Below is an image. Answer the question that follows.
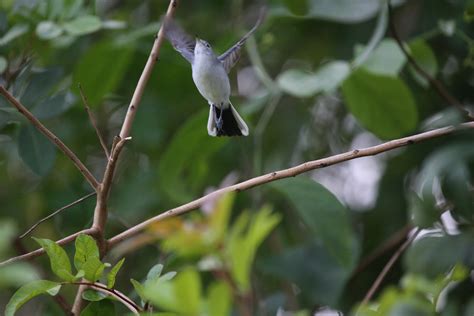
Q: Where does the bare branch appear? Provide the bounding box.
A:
[118,0,179,139]
[19,192,96,239]
[78,84,110,159]
[387,1,473,120]
[0,228,97,267]
[69,282,141,315]
[361,228,421,305]
[0,86,100,190]
[107,122,474,248]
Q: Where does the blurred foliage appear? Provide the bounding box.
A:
[0,0,474,315]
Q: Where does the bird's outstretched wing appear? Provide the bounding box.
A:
[218,9,265,73]
[163,17,195,64]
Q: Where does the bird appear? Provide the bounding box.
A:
[163,11,264,137]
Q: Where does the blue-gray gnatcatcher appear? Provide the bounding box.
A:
[164,12,263,137]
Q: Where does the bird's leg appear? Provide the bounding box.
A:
[215,103,224,132]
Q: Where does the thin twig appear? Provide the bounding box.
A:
[361,228,421,305]
[351,224,413,278]
[107,122,474,248]
[0,86,100,190]
[387,1,473,120]
[19,192,96,239]
[69,282,141,315]
[78,84,110,159]
[0,228,96,267]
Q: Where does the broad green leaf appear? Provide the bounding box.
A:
[277,61,350,97]
[158,109,226,203]
[82,289,107,301]
[34,238,75,281]
[0,24,29,46]
[74,234,100,271]
[404,233,474,278]
[31,91,76,119]
[18,124,56,176]
[227,206,281,291]
[5,280,61,316]
[36,21,63,40]
[342,68,418,139]
[262,240,356,306]
[81,257,106,282]
[408,39,438,87]
[272,177,355,268]
[207,281,231,316]
[107,258,125,288]
[356,39,406,76]
[0,55,7,73]
[64,15,102,36]
[80,300,115,316]
[73,41,133,106]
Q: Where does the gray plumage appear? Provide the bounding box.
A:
[163,11,264,137]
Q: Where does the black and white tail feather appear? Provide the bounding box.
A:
[207,103,249,137]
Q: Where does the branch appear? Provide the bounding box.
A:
[361,228,421,305]
[69,282,141,315]
[107,122,474,248]
[0,86,100,190]
[0,228,96,267]
[118,0,178,139]
[387,1,473,120]
[19,192,96,239]
[78,84,110,159]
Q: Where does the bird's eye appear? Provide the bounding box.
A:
[206,43,210,48]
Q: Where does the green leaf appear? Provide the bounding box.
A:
[80,300,115,316]
[5,280,61,316]
[18,124,56,176]
[81,257,106,282]
[146,263,163,282]
[227,206,281,291]
[73,41,133,106]
[74,234,100,271]
[408,39,438,87]
[64,15,102,36]
[36,21,63,40]
[0,24,29,46]
[34,238,75,281]
[342,68,418,139]
[158,109,227,203]
[404,233,474,278]
[407,191,439,228]
[31,91,76,119]
[82,289,108,302]
[356,39,406,76]
[262,240,355,306]
[0,55,7,73]
[107,258,125,288]
[277,61,350,97]
[272,177,355,268]
[130,279,146,302]
[207,282,231,316]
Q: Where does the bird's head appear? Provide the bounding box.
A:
[195,38,214,56]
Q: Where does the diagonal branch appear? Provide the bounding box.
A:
[78,84,110,159]
[107,121,474,248]
[2,122,474,267]
[0,86,100,190]
[387,1,473,120]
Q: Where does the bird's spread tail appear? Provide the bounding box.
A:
[207,103,249,137]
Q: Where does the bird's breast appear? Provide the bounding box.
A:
[192,55,231,105]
